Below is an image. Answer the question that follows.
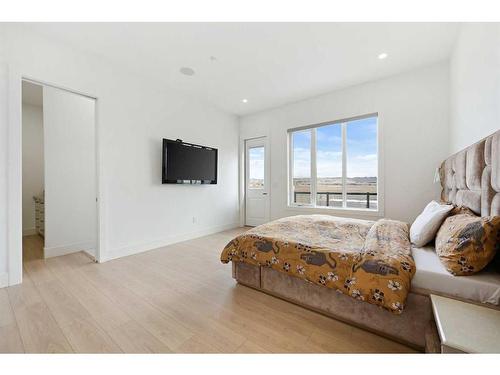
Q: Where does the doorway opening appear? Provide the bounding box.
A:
[21,80,98,267]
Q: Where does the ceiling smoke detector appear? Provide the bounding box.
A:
[179,67,195,76]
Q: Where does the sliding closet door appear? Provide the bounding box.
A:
[43,86,96,257]
[0,63,9,276]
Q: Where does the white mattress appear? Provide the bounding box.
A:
[411,246,500,306]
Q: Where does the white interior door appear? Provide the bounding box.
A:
[43,86,97,258]
[245,137,270,226]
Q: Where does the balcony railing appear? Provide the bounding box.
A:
[294,191,377,209]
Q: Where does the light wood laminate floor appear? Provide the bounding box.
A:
[0,229,417,353]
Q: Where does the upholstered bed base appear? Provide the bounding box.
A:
[233,262,437,351]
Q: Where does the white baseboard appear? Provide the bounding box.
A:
[0,272,8,288]
[44,241,96,259]
[101,222,240,262]
[23,228,37,236]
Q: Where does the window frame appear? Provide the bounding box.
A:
[287,113,382,216]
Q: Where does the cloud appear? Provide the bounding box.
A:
[354,153,377,161]
[249,159,264,179]
[317,150,342,177]
[293,148,377,178]
[293,147,311,178]
[254,144,378,182]
[347,158,377,177]
[249,147,264,179]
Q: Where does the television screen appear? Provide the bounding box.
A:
[162,139,217,184]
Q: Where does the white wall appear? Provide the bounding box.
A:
[449,23,500,153]
[22,103,44,235]
[43,86,96,257]
[1,25,239,283]
[240,63,450,224]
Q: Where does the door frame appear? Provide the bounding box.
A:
[7,68,104,286]
[244,136,270,226]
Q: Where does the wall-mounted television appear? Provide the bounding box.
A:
[162,139,218,184]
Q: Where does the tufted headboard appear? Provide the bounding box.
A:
[440,130,500,217]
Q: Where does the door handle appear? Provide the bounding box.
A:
[262,192,268,195]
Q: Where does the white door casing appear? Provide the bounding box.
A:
[245,137,270,226]
[5,71,102,288]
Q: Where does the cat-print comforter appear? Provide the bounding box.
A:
[220,215,415,314]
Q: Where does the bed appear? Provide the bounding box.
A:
[411,246,500,305]
[221,129,500,351]
[221,215,414,313]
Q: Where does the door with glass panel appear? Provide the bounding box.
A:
[245,137,270,226]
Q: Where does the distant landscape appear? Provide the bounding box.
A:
[293,177,377,209]
[249,177,377,209]
[294,177,377,193]
[249,177,377,192]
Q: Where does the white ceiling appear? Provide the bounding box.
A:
[22,80,43,107]
[23,23,460,116]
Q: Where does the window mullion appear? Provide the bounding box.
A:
[289,132,294,205]
[341,123,347,208]
[311,128,317,207]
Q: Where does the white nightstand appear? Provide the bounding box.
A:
[431,294,500,353]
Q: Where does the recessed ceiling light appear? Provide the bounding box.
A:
[242,99,248,103]
[179,67,195,76]
[378,53,388,60]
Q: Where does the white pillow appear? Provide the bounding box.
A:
[410,201,454,247]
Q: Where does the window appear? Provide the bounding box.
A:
[289,114,378,211]
[248,146,265,189]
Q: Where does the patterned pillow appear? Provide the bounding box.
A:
[449,205,477,217]
[435,214,500,275]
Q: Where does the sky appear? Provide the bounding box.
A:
[249,146,265,180]
[292,116,377,178]
[248,116,377,181]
